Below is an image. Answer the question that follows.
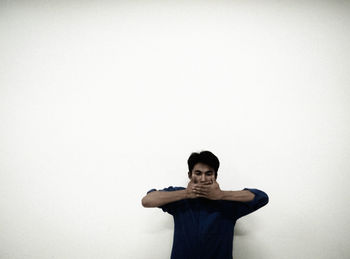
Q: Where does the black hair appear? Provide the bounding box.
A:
[187,150,220,178]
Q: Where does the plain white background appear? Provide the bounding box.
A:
[1,1,350,258]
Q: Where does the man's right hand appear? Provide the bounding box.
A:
[186,180,198,199]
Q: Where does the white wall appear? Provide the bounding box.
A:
[1,1,350,258]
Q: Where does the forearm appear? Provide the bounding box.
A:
[220,190,255,202]
[142,190,188,208]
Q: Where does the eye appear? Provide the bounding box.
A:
[206,172,213,176]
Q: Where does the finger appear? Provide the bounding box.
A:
[192,185,205,192]
[195,183,210,188]
[193,186,207,192]
[192,188,207,195]
[194,185,209,192]
[198,181,211,186]
[193,184,200,189]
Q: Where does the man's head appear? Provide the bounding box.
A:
[187,151,220,183]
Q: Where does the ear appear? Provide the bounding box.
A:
[188,171,192,179]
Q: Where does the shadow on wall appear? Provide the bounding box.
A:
[142,211,174,234]
[233,234,270,259]
[233,217,270,259]
[234,218,256,236]
[142,210,264,236]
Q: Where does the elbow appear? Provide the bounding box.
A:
[248,192,255,202]
[141,196,154,208]
[142,190,160,208]
[141,196,149,207]
[256,191,269,208]
[263,192,269,205]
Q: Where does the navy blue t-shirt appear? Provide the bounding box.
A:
[147,187,268,259]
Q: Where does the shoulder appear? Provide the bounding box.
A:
[161,186,186,192]
[147,186,185,194]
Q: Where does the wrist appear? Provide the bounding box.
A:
[183,189,191,199]
[221,190,230,200]
[219,190,224,200]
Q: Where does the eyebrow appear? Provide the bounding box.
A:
[194,170,213,173]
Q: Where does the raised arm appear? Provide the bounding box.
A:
[142,189,186,207]
[193,179,256,202]
[142,181,197,208]
[220,189,255,202]
[192,179,269,217]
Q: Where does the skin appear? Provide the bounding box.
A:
[186,163,223,200]
[141,162,255,207]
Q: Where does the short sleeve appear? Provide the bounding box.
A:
[147,186,185,215]
[231,188,269,220]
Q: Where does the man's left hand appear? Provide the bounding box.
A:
[193,179,223,200]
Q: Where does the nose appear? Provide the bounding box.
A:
[200,174,206,182]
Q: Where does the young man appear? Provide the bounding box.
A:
[142,151,269,259]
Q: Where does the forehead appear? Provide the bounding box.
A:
[192,163,214,172]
